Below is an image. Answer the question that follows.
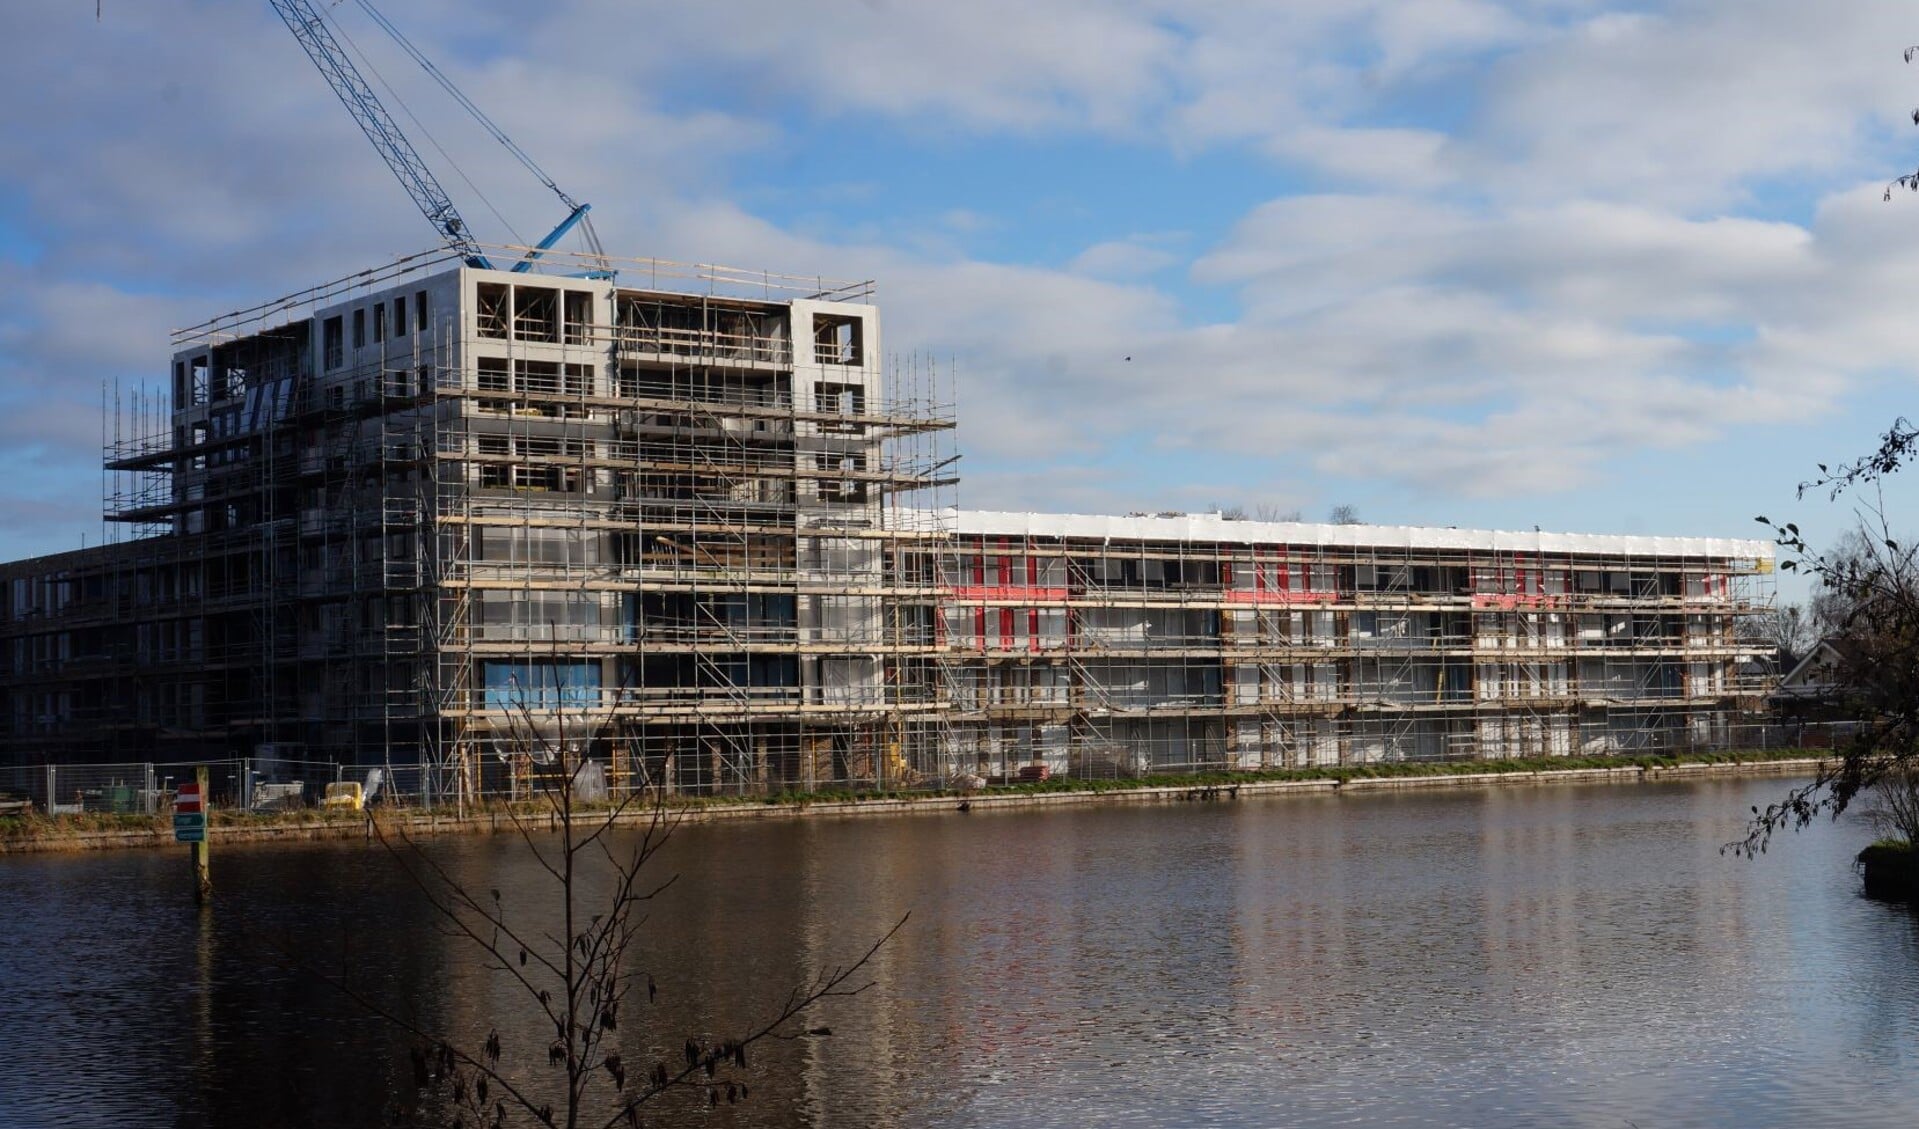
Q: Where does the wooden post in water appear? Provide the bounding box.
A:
[175,766,211,903]
[193,765,211,904]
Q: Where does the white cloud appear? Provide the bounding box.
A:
[1265,127,1456,188]
[1164,190,1882,491]
[6,0,1919,552]
[1462,0,1919,208]
[522,0,1189,136]
[1069,235,1184,278]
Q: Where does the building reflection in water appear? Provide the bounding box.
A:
[3,776,1918,1128]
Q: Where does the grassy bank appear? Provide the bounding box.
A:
[0,747,1822,853]
[0,804,374,843]
[742,746,1821,806]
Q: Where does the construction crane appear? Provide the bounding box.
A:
[267,0,596,272]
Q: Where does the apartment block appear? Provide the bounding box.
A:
[933,512,1774,776]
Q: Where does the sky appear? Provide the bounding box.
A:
[4,0,1919,602]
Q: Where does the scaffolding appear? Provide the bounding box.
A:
[1,245,1775,790]
[429,263,956,797]
[930,515,1775,779]
[4,246,957,794]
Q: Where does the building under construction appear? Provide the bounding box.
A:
[933,512,1775,778]
[0,251,1776,793]
[1,249,956,797]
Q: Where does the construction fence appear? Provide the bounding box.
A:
[0,720,1855,817]
[0,757,354,816]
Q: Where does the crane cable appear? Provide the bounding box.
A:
[352,0,604,260]
[354,0,571,210]
[319,3,528,248]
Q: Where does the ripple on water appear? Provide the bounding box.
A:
[3,777,1918,1127]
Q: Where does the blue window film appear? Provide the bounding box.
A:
[482,661,601,711]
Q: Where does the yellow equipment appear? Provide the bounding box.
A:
[322,781,365,811]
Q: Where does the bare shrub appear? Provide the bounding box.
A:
[1862,765,1919,845]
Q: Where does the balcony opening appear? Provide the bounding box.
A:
[813,313,862,365]
[476,283,509,339]
[817,381,864,420]
[820,453,867,503]
[513,285,559,343]
[563,290,592,345]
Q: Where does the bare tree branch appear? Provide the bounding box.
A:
[1743,444,1919,854]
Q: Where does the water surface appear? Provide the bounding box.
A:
[3,776,1916,1127]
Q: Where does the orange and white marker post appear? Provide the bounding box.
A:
[174,766,211,903]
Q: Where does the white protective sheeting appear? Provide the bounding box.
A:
[949,510,1772,563]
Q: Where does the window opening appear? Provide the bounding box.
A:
[322,318,344,370]
[563,290,592,345]
[513,286,559,343]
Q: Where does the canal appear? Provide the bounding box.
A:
[4,775,1917,1127]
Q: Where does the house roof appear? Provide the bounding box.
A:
[1772,638,1849,699]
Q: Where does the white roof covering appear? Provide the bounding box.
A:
[950,509,1773,562]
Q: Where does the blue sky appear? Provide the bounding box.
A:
[5,0,1919,604]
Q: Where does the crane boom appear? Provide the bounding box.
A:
[267,0,493,268]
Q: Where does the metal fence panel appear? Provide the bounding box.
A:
[46,762,161,815]
[0,720,1854,817]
